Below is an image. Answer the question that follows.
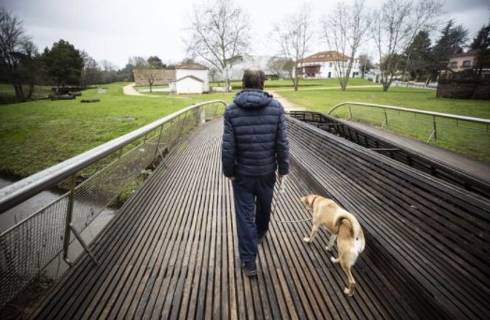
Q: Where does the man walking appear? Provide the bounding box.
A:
[222,69,289,277]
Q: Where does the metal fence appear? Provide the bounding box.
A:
[0,100,227,309]
[327,102,490,163]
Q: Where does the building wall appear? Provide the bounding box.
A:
[176,69,209,91]
[298,61,360,78]
[175,77,204,94]
[133,69,176,85]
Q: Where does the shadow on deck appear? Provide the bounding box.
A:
[30,119,489,320]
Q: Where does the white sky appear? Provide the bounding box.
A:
[3,0,490,68]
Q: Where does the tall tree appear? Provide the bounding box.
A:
[273,4,313,91]
[0,8,40,101]
[358,54,373,78]
[431,20,468,78]
[185,0,250,92]
[405,30,432,81]
[42,39,84,87]
[80,51,102,87]
[470,21,490,76]
[321,0,371,90]
[147,55,164,69]
[372,0,441,91]
[267,56,294,80]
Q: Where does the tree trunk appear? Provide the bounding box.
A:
[13,83,25,101]
[27,83,34,99]
[293,66,299,91]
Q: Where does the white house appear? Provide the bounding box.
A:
[170,63,209,94]
[296,51,360,79]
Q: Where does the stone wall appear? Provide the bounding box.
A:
[436,79,490,100]
[133,69,176,86]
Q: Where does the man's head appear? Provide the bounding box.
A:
[242,69,266,90]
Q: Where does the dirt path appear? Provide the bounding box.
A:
[269,91,305,112]
[122,83,159,97]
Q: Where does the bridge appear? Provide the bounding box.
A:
[0,101,489,319]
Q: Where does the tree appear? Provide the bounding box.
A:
[431,20,468,78]
[404,30,432,81]
[0,8,40,101]
[147,55,164,69]
[321,0,371,90]
[273,4,313,91]
[358,54,373,78]
[185,0,250,92]
[470,21,490,76]
[400,0,442,81]
[372,0,441,91]
[267,56,294,79]
[129,56,148,68]
[80,51,102,87]
[42,39,84,87]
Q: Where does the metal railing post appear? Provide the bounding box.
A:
[63,175,76,266]
[384,110,389,127]
[348,105,353,120]
[433,115,437,141]
[199,105,206,125]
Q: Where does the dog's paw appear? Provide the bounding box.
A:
[344,287,353,296]
[303,237,311,243]
[325,245,332,251]
[330,256,339,263]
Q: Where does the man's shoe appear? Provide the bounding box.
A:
[242,262,257,277]
[257,232,267,245]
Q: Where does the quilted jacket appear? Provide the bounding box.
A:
[222,89,289,177]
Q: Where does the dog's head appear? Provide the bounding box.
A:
[300,194,318,209]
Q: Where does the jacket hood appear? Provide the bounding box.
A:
[233,89,272,109]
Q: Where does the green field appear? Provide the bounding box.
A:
[0,83,52,104]
[0,82,232,178]
[279,86,490,163]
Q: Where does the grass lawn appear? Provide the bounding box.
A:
[0,82,233,179]
[0,83,52,104]
[280,86,490,163]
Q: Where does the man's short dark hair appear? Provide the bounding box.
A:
[242,69,266,90]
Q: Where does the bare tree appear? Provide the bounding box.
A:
[267,56,294,80]
[401,0,443,81]
[185,0,250,92]
[0,8,37,101]
[321,0,371,91]
[273,5,313,91]
[372,0,442,91]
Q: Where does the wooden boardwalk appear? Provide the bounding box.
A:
[31,119,457,319]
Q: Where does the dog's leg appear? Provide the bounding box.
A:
[340,261,356,296]
[325,234,337,251]
[303,224,319,243]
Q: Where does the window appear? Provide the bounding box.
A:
[449,61,458,69]
[462,60,472,68]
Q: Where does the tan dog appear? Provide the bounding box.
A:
[300,194,365,296]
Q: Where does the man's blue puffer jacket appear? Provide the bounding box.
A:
[222,89,289,177]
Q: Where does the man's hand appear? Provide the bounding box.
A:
[278,175,287,193]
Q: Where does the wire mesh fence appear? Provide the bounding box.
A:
[0,101,226,309]
[329,102,490,163]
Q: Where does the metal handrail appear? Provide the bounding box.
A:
[328,101,490,125]
[0,100,227,214]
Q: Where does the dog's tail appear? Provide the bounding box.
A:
[334,212,362,239]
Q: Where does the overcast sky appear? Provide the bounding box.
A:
[3,0,490,68]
